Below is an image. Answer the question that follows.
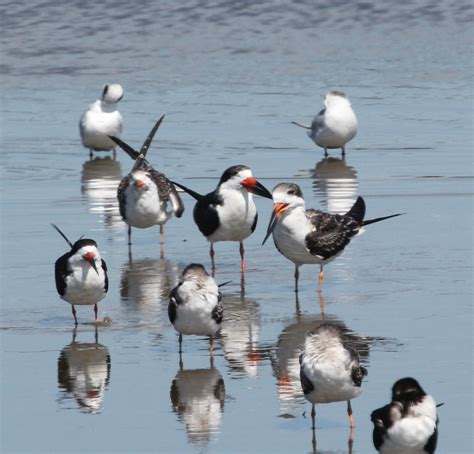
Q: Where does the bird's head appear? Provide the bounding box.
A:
[324,90,351,109]
[101,83,124,105]
[71,240,101,275]
[218,165,272,199]
[131,171,151,192]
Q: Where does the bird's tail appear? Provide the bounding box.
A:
[172,181,203,201]
[291,121,311,130]
[362,213,404,226]
[108,135,140,160]
[346,197,366,224]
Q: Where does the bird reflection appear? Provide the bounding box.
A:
[81,157,124,231]
[272,314,370,414]
[312,156,358,214]
[57,327,111,414]
[120,257,180,327]
[170,366,225,446]
[220,293,262,378]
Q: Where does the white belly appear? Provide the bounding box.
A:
[124,186,170,228]
[313,111,357,149]
[80,111,122,151]
[62,265,106,306]
[174,300,220,336]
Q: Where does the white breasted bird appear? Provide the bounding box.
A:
[299,323,367,430]
[110,115,184,250]
[262,183,402,291]
[53,224,108,325]
[292,90,358,156]
[173,165,272,273]
[371,378,441,454]
[79,84,124,159]
[168,264,225,355]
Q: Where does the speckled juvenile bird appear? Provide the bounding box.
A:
[110,115,184,250]
[263,183,402,291]
[80,83,124,159]
[292,90,358,156]
[168,264,224,355]
[299,323,367,430]
[371,377,441,454]
[173,165,272,273]
[53,224,108,325]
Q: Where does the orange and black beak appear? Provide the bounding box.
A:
[135,179,145,190]
[262,203,289,245]
[240,177,272,199]
[83,252,99,275]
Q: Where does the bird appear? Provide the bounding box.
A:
[299,323,368,431]
[168,264,225,356]
[79,84,124,159]
[292,90,358,156]
[371,377,440,454]
[52,224,108,325]
[110,115,184,251]
[172,165,272,273]
[262,183,403,291]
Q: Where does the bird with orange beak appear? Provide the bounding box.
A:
[173,165,272,273]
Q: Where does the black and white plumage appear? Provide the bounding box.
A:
[299,323,368,429]
[262,182,403,291]
[173,165,272,273]
[371,378,440,454]
[292,90,357,156]
[53,224,108,325]
[110,116,184,248]
[168,264,223,354]
[79,84,124,158]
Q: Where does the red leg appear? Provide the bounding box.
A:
[239,241,245,273]
[347,400,355,428]
[317,265,324,292]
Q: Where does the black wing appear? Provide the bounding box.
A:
[424,418,439,454]
[211,298,224,325]
[346,346,367,387]
[299,354,315,395]
[117,174,132,221]
[370,404,392,451]
[304,209,360,260]
[193,192,222,237]
[251,212,258,233]
[55,253,71,296]
[101,259,109,293]
[148,167,185,217]
[168,285,183,324]
[311,108,326,135]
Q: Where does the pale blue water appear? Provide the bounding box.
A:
[1,1,473,453]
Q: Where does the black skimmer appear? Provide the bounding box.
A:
[58,327,111,413]
[110,115,184,250]
[170,366,225,445]
[79,84,124,159]
[172,165,272,273]
[292,90,357,156]
[53,224,108,325]
[371,377,440,454]
[299,323,367,432]
[168,264,225,356]
[262,183,403,291]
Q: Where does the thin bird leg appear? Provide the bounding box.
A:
[72,325,78,343]
[127,225,132,246]
[311,404,316,429]
[318,291,325,315]
[324,148,328,157]
[89,149,93,160]
[312,425,317,454]
[94,303,98,324]
[179,351,184,371]
[341,146,346,157]
[178,333,183,354]
[113,148,116,160]
[210,336,214,356]
[294,265,300,292]
[347,400,355,428]
[210,242,216,273]
[94,323,99,344]
[317,265,324,292]
[71,305,78,325]
[348,427,354,454]
[159,225,164,259]
[239,241,245,273]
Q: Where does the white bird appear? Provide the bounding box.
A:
[111,116,184,250]
[79,84,124,159]
[371,378,441,454]
[53,224,108,325]
[262,183,402,291]
[292,90,358,156]
[173,165,272,273]
[168,264,224,355]
[299,323,367,430]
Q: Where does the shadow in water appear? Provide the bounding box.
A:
[57,327,111,414]
[220,293,264,379]
[120,256,180,327]
[312,156,358,214]
[81,157,124,231]
[170,366,225,446]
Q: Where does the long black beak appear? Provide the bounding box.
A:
[108,135,139,160]
[262,208,278,245]
[249,180,272,199]
[84,256,99,275]
[218,280,232,288]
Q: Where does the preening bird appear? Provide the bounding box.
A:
[371,377,441,454]
[110,115,184,250]
[53,224,108,325]
[79,83,124,159]
[262,183,403,291]
[292,90,357,156]
[173,165,272,273]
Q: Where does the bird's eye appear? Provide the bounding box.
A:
[288,190,295,195]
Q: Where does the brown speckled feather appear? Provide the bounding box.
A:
[117,174,132,220]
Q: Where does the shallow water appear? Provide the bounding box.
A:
[1,1,473,453]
